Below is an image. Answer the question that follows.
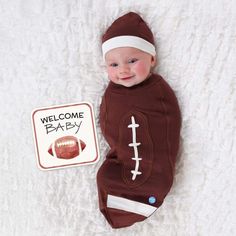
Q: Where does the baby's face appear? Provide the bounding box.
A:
[105,47,156,87]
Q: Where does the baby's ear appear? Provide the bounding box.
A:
[151,56,157,67]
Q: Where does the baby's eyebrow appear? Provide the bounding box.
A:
[129,53,141,57]
[126,54,140,59]
[105,57,116,62]
[106,61,117,65]
[106,59,114,62]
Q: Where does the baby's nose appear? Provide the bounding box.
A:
[119,64,130,74]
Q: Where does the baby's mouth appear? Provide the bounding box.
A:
[120,76,134,80]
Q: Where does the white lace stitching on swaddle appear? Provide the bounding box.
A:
[128,116,142,180]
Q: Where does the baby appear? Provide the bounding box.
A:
[97,12,181,228]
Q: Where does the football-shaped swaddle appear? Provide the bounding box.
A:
[97,74,181,228]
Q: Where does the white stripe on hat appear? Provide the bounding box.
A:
[107,194,157,217]
[102,35,156,59]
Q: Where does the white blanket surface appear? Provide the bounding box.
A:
[0,0,235,235]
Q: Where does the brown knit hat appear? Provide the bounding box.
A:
[102,12,156,58]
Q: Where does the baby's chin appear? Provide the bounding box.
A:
[110,77,146,87]
[120,82,136,88]
[111,79,136,88]
[117,79,140,88]
[118,79,147,88]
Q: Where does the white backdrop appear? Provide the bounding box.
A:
[0,0,236,235]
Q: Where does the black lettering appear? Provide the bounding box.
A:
[56,123,65,132]
[48,115,59,122]
[79,112,84,118]
[71,112,79,119]
[74,121,82,134]
[59,113,65,120]
[65,113,71,119]
[41,112,84,124]
[41,117,49,124]
[65,122,75,130]
[45,124,57,134]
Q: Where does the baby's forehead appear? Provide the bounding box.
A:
[105,47,146,60]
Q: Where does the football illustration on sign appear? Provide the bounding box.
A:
[48,135,86,159]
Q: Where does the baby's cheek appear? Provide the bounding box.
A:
[107,68,118,82]
[135,62,150,76]
[107,68,115,78]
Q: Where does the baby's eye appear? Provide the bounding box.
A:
[128,58,138,64]
[110,63,118,67]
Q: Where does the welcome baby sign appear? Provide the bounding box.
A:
[32,102,99,170]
